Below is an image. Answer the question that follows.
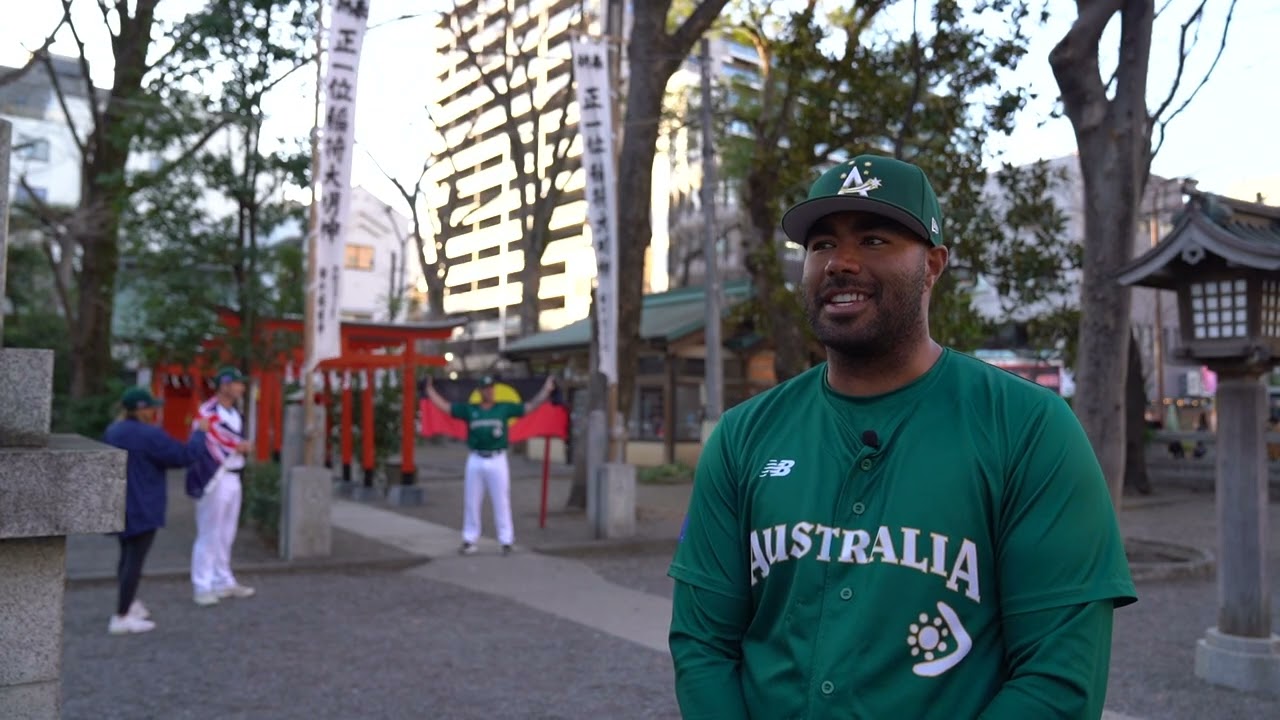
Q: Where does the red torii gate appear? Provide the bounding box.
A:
[150,309,464,483]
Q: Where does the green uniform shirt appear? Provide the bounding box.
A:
[452,402,524,451]
[669,349,1136,719]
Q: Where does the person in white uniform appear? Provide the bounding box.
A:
[190,366,257,606]
[424,374,556,555]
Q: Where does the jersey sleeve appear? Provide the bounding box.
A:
[996,395,1137,615]
[505,402,526,420]
[668,418,749,599]
[450,402,468,420]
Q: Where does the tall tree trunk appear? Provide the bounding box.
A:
[743,171,807,382]
[1124,330,1152,495]
[614,1,729,435]
[69,202,122,398]
[519,246,541,336]
[1050,0,1154,507]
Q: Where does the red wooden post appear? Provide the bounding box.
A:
[540,435,551,529]
[400,346,417,484]
[361,368,376,483]
[322,370,333,466]
[341,370,354,482]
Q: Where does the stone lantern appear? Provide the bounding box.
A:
[1118,183,1280,695]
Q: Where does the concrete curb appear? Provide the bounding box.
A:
[1126,536,1215,582]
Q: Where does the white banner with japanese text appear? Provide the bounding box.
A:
[307,0,370,370]
[569,35,618,384]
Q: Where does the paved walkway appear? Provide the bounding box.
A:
[62,441,1280,719]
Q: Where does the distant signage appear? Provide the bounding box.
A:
[569,35,618,385]
[307,0,370,370]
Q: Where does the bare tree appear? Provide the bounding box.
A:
[445,0,579,336]
[1050,0,1236,505]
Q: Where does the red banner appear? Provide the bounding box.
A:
[418,376,569,441]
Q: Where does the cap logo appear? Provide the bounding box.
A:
[931,217,940,234]
[837,165,882,197]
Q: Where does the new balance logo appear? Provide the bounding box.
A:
[759,459,795,477]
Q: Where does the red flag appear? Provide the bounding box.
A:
[419,399,468,440]
[510,402,569,442]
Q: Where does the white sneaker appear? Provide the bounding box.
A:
[193,591,220,607]
[217,584,256,599]
[127,600,150,620]
[108,614,156,635]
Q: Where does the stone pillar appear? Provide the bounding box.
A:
[1195,370,1280,694]
[593,463,636,539]
[0,117,128,718]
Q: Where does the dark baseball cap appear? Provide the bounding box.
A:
[121,386,163,410]
[215,366,248,385]
[781,154,944,248]
[478,374,496,387]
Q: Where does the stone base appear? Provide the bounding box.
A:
[0,537,65,719]
[1195,627,1280,695]
[0,435,126,538]
[280,466,331,561]
[0,681,59,720]
[386,484,425,507]
[0,348,53,447]
[332,480,358,499]
[349,485,383,502]
[594,463,636,540]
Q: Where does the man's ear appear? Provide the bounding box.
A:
[924,245,949,290]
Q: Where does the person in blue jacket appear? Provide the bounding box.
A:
[102,386,209,635]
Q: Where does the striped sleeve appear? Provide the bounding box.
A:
[196,399,239,463]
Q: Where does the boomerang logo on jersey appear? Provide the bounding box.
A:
[906,601,973,677]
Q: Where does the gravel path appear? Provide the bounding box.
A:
[63,567,679,720]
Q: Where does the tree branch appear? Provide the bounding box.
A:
[38,50,88,160]
[64,0,107,135]
[1049,0,1121,133]
[1151,0,1235,157]
[126,115,234,195]
[0,9,69,88]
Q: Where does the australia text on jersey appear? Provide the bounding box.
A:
[748,522,980,603]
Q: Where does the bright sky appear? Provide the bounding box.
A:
[2,0,1275,210]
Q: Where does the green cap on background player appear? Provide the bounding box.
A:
[781,154,944,248]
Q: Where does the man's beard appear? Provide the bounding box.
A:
[802,261,928,362]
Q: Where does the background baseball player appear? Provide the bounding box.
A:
[668,154,1136,718]
[190,366,257,606]
[425,374,556,555]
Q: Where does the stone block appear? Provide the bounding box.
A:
[0,681,59,720]
[280,466,332,560]
[386,484,425,507]
[0,435,126,539]
[349,484,383,502]
[595,463,636,539]
[0,349,54,447]
[1195,627,1280,695]
[0,537,65,688]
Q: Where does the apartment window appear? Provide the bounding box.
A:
[15,136,50,162]
[344,244,375,271]
[13,184,47,204]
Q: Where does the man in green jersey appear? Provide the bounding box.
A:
[425,374,555,555]
[668,154,1136,719]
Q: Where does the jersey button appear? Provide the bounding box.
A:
[839,588,853,600]
[860,458,873,470]
[852,501,866,515]
[820,680,835,695]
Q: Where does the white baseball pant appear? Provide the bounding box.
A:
[191,468,242,593]
[462,451,514,546]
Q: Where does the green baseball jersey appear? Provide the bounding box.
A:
[669,349,1136,719]
[451,402,524,451]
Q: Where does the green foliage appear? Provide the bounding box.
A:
[638,463,695,485]
[705,0,1076,364]
[240,461,282,545]
[116,0,314,369]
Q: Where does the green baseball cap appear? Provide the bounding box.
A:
[214,366,248,385]
[478,374,496,387]
[781,154,944,247]
[121,386,163,410]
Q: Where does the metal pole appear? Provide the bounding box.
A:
[302,3,325,467]
[1150,182,1165,408]
[0,120,10,343]
[699,37,722,423]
